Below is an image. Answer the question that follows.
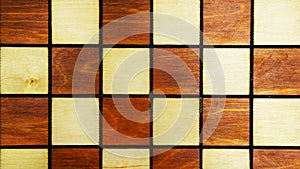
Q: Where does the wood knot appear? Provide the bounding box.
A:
[25,78,38,85]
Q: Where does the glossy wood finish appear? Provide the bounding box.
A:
[204,0,250,45]
[52,48,99,94]
[203,98,249,146]
[52,148,99,169]
[0,98,48,146]
[254,49,300,95]
[0,0,48,44]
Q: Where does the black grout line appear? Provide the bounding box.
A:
[199,0,203,167]
[99,0,103,168]
[150,0,154,168]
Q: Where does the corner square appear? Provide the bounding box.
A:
[0,98,48,146]
[52,148,99,169]
[203,98,249,146]
[203,48,249,95]
[254,0,300,45]
[153,98,199,145]
[52,48,99,94]
[254,49,300,95]
[1,149,48,169]
[102,98,150,145]
[254,150,300,168]
[153,149,199,169]
[0,0,48,44]
[153,48,200,94]
[203,149,249,169]
[103,48,150,94]
[254,99,300,146]
[0,47,48,94]
[52,98,99,145]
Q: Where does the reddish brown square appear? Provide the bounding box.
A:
[203,98,249,146]
[0,97,48,145]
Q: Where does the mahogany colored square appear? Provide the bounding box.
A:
[0,0,48,44]
[203,98,249,146]
[52,48,99,94]
[103,0,150,44]
[153,149,200,169]
[52,148,99,169]
[204,0,250,45]
[254,49,300,95]
[102,98,150,145]
[153,48,200,94]
[0,97,48,145]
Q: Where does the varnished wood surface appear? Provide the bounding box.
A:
[254,49,300,95]
[0,98,48,146]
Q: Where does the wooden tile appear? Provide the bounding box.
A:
[204,0,250,45]
[102,98,150,145]
[0,0,48,44]
[254,0,300,45]
[103,48,149,94]
[0,47,48,94]
[153,149,199,169]
[203,48,249,95]
[153,48,199,94]
[103,0,150,44]
[0,149,48,169]
[52,148,99,169]
[203,98,249,146]
[254,49,300,95]
[254,99,300,146]
[103,149,149,169]
[203,149,249,169]
[52,0,99,44]
[0,98,48,146]
[52,48,99,94]
[254,150,300,169]
[153,98,199,145]
[153,0,200,45]
[52,98,99,145]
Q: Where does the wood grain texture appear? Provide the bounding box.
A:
[254,49,300,95]
[52,48,99,94]
[203,98,249,146]
[52,148,99,169]
[153,48,199,94]
[254,150,300,169]
[203,0,250,45]
[102,98,150,145]
[0,0,48,44]
[0,97,48,146]
[153,149,199,169]
[103,0,150,44]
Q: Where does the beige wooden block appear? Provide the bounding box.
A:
[254,0,300,45]
[153,0,200,45]
[103,48,150,94]
[52,98,99,145]
[254,99,300,146]
[0,47,48,94]
[52,0,99,44]
[103,149,149,169]
[1,149,48,169]
[203,48,250,95]
[203,149,249,169]
[153,98,199,145]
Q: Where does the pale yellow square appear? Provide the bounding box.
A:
[0,47,48,94]
[254,99,300,146]
[254,0,300,45]
[52,0,99,44]
[103,149,149,169]
[203,149,249,169]
[153,98,199,145]
[203,48,250,95]
[52,98,99,145]
[103,48,150,94]
[1,149,48,169]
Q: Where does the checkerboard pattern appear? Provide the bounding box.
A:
[1,0,300,168]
